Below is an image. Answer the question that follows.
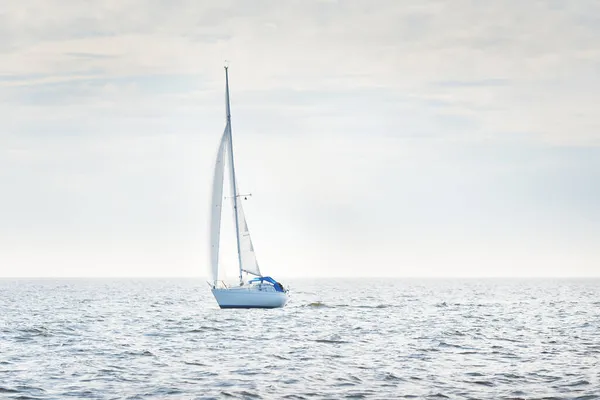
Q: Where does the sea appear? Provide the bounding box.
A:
[0,278,598,399]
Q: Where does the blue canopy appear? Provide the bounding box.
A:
[248,276,285,292]
[248,276,277,285]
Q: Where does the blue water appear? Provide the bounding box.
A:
[0,278,599,399]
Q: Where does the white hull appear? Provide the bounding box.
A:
[211,287,288,309]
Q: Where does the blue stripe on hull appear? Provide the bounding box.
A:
[219,305,281,309]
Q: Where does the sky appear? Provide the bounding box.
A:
[1,0,599,278]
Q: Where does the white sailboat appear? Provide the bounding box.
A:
[208,65,289,309]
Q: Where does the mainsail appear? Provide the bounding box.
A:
[209,126,228,284]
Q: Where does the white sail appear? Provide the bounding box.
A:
[209,126,229,284]
[236,198,262,276]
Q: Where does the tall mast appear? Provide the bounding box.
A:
[225,65,244,285]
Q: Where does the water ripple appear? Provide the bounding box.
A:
[0,278,599,398]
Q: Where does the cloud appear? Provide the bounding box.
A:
[1,0,599,144]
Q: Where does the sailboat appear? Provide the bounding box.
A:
[208,65,289,309]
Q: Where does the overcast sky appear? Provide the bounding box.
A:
[1,0,599,278]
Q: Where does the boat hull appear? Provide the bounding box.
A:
[211,287,288,309]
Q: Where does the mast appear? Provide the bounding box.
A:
[224,65,244,285]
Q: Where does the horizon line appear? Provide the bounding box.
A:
[1,276,599,280]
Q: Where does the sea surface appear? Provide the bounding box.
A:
[0,278,599,399]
